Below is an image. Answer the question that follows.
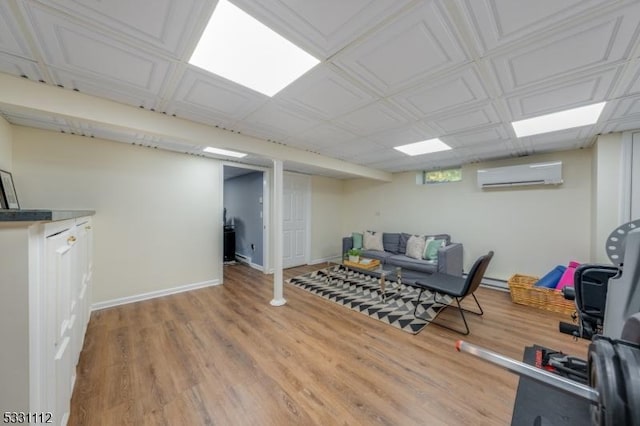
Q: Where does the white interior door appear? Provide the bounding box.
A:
[283,172,309,268]
[632,132,640,220]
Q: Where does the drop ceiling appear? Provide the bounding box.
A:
[1,0,640,178]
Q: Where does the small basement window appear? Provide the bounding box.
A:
[419,168,462,184]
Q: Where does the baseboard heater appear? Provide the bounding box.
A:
[235,253,251,264]
[462,273,509,291]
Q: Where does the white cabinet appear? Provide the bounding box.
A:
[0,215,93,426]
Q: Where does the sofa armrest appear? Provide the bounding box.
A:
[437,243,463,276]
[342,236,353,256]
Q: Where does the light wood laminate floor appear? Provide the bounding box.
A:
[69,263,588,425]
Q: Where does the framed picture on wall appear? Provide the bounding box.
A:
[0,185,6,209]
[0,170,20,209]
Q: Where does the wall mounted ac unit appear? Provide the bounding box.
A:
[477,161,563,189]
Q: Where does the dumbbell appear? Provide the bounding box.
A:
[455,340,640,425]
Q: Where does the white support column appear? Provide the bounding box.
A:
[270,159,286,306]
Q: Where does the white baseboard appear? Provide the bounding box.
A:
[249,262,264,271]
[91,279,222,311]
[309,255,341,265]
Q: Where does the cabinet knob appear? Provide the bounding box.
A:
[85,226,92,230]
[67,236,77,244]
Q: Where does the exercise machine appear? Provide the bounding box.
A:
[456,223,640,425]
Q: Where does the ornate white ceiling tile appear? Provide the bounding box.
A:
[505,67,621,120]
[231,0,411,58]
[237,102,322,142]
[23,3,174,94]
[457,0,612,54]
[47,67,165,111]
[605,95,640,121]
[598,118,640,134]
[291,123,359,149]
[333,1,468,96]
[613,58,640,98]
[315,138,385,160]
[426,103,501,135]
[443,125,510,147]
[390,66,489,119]
[37,0,212,57]
[276,65,376,120]
[488,5,640,93]
[167,67,267,123]
[332,100,411,136]
[0,2,35,59]
[368,123,438,148]
[0,53,44,81]
[350,147,399,165]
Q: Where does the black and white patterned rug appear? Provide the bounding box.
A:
[287,265,452,334]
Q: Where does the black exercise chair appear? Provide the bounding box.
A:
[560,264,619,339]
[412,251,494,335]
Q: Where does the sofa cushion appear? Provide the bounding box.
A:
[406,235,427,259]
[387,254,437,274]
[382,233,401,254]
[363,230,384,251]
[360,249,394,262]
[423,238,446,260]
[352,232,363,249]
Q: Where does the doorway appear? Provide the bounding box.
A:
[223,165,266,270]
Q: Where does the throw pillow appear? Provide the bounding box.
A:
[363,230,385,251]
[398,233,411,254]
[405,235,427,259]
[352,232,363,250]
[422,236,434,259]
[382,233,400,254]
[423,238,445,261]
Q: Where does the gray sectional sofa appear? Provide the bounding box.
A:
[342,232,463,279]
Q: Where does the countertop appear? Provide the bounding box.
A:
[0,209,95,222]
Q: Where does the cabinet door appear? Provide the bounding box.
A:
[44,229,75,426]
[72,218,92,365]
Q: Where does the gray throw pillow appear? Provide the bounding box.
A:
[399,233,412,254]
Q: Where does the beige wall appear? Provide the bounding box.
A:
[0,116,12,172]
[12,126,222,303]
[343,150,593,280]
[310,175,344,263]
[593,133,623,263]
[0,225,30,412]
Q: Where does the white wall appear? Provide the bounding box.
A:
[342,150,593,280]
[12,126,222,304]
[310,175,345,263]
[592,133,623,263]
[0,116,12,172]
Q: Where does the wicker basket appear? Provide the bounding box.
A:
[508,274,575,315]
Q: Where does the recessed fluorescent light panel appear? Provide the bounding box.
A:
[512,102,606,138]
[394,138,451,156]
[203,146,247,158]
[189,0,320,97]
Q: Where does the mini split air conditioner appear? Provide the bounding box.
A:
[477,161,563,189]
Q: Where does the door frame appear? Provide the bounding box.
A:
[221,162,270,273]
[621,131,640,223]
